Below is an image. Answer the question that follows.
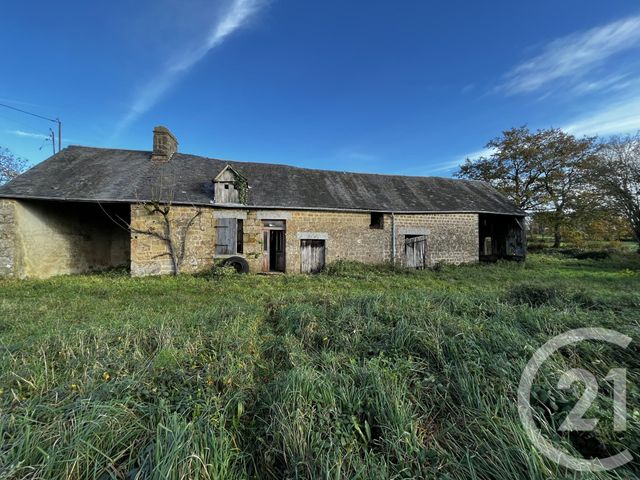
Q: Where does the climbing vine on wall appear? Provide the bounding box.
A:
[233,175,249,205]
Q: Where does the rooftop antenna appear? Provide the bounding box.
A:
[0,102,62,153]
[49,128,56,155]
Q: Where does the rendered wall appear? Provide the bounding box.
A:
[0,199,130,279]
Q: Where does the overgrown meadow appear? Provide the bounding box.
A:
[1,253,639,479]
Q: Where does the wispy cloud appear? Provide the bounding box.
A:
[461,83,476,95]
[497,15,640,95]
[430,147,493,173]
[400,148,494,177]
[115,0,266,136]
[336,149,379,163]
[571,73,633,95]
[564,93,640,136]
[7,129,49,140]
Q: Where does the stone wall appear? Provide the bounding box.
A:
[0,200,130,279]
[0,199,18,277]
[283,211,390,272]
[0,200,480,278]
[213,209,479,273]
[129,207,479,275]
[394,213,479,266]
[130,204,216,276]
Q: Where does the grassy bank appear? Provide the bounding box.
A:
[1,253,639,479]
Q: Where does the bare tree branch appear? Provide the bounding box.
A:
[0,147,28,185]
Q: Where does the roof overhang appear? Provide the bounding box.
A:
[0,193,526,216]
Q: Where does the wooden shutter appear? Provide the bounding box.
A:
[215,218,237,255]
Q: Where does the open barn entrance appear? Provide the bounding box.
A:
[9,200,131,277]
[479,214,526,262]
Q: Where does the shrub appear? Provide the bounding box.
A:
[196,264,238,279]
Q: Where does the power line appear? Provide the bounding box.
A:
[0,102,62,153]
[0,102,57,123]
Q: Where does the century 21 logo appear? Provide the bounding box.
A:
[518,328,633,472]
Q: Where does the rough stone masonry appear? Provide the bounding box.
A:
[0,126,525,278]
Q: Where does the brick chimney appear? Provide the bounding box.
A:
[151,126,178,162]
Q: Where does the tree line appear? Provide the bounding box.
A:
[456,127,640,251]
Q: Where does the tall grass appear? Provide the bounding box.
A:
[1,253,639,478]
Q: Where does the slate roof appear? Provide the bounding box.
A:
[0,146,524,215]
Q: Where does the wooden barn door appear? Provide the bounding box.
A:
[404,235,427,269]
[300,239,326,273]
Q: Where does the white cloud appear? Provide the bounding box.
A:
[7,129,49,140]
[431,147,493,173]
[571,73,632,95]
[497,15,640,95]
[115,0,266,135]
[461,83,476,94]
[564,94,640,136]
[402,148,494,177]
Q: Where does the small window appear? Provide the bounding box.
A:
[237,219,244,254]
[370,212,384,229]
[224,184,230,190]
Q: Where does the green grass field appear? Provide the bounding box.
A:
[1,253,639,479]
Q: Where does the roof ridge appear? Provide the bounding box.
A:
[0,145,523,216]
[64,146,483,183]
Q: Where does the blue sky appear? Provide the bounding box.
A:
[1,1,640,176]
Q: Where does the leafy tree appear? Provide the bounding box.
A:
[456,126,546,211]
[457,126,598,247]
[589,134,640,251]
[538,129,598,247]
[0,147,28,185]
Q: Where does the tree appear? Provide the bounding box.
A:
[589,134,640,252]
[0,147,28,185]
[130,200,203,276]
[456,126,547,211]
[537,129,598,247]
[456,126,598,247]
[103,166,203,276]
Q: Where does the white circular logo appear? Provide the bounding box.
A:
[518,328,633,472]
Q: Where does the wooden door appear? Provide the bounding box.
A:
[404,235,427,269]
[300,239,325,273]
[271,230,286,272]
[262,230,270,272]
[261,221,286,272]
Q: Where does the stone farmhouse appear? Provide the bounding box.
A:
[0,127,525,278]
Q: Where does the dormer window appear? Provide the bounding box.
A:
[213,165,248,205]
